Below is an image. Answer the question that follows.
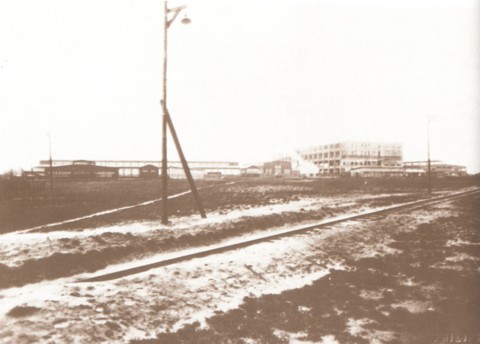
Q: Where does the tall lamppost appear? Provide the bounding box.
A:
[161,2,205,224]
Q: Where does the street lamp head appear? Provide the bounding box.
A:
[181,15,191,24]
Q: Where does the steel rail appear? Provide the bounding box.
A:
[78,188,480,283]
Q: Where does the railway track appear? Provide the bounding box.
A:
[79,188,480,283]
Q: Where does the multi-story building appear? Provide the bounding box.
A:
[297,142,403,176]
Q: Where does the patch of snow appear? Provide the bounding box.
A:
[298,305,312,314]
[398,277,419,287]
[445,253,478,262]
[123,328,154,343]
[319,335,340,344]
[273,329,316,343]
[359,289,384,300]
[446,238,480,247]
[347,318,372,336]
[391,300,434,313]
[347,318,396,344]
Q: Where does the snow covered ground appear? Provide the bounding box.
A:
[0,192,414,268]
[0,189,470,343]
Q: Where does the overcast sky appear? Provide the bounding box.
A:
[1,0,479,173]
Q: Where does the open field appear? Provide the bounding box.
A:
[0,177,478,343]
[0,179,202,233]
[1,176,477,233]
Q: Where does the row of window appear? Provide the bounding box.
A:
[304,152,342,160]
[304,150,395,160]
[313,160,383,167]
[318,169,343,174]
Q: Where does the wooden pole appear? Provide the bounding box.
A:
[427,118,432,194]
[161,2,201,222]
[48,133,53,194]
[161,0,169,224]
[162,101,206,218]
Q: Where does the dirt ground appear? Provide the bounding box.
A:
[0,179,478,343]
[133,194,480,344]
[0,178,448,290]
[1,177,475,233]
[0,179,198,233]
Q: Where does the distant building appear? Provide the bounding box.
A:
[297,142,403,176]
[139,164,159,178]
[22,170,45,179]
[44,160,118,179]
[403,167,426,178]
[403,161,467,177]
[241,165,262,177]
[272,150,318,177]
[38,160,241,179]
[263,160,292,177]
[350,166,405,178]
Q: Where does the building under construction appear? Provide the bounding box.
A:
[297,141,403,177]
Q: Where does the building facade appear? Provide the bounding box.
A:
[263,161,292,177]
[297,142,403,176]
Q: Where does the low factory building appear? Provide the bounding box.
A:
[38,160,241,180]
[403,161,467,177]
[44,160,118,179]
[139,164,159,178]
[241,165,262,177]
[263,161,292,177]
[350,166,405,178]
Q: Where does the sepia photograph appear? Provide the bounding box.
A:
[0,0,479,343]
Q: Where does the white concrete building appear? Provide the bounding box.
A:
[297,142,403,176]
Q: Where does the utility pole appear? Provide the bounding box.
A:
[427,116,432,194]
[160,2,206,224]
[163,102,206,218]
[161,0,169,224]
[47,133,53,194]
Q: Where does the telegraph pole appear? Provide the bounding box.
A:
[164,102,206,218]
[427,116,432,194]
[48,133,53,194]
[160,2,205,224]
[161,0,169,224]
